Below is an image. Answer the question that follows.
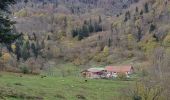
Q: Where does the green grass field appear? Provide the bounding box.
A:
[0,63,133,100]
[0,72,133,100]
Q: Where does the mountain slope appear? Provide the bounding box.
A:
[1,0,169,74]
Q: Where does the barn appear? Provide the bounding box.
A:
[105,66,134,78]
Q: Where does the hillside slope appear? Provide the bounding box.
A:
[1,0,169,73]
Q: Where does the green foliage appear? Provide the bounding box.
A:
[117,73,127,80]
[93,54,103,62]
[131,82,163,100]
[21,41,30,61]
[19,64,30,74]
[14,35,41,61]
[0,0,21,44]
[0,0,15,11]
[71,19,102,40]
[124,11,131,22]
[149,24,156,32]
[127,34,135,50]
[99,15,102,23]
[144,3,149,13]
[15,40,22,61]
[31,43,38,58]
[93,46,110,62]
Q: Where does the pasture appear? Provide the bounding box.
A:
[0,72,132,100]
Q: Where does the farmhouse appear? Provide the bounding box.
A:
[81,68,106,79]
[105,65,134,78]
[81,66,134,79]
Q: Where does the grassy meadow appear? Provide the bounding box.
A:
[0,63,133,100]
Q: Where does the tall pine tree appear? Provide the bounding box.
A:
[0,0,21,44]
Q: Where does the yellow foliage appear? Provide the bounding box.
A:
[33,12,46,17]
[51,46,61,57]
[15,9,28,17]
[2,53,11,63]
[139,37,158,55]
[163,34,170,47]
[134,82,163,100]
[11,44,16,52]
[127,34,134,42]
[23,34,29,41]
[93,54,102,62]
[135,19,142,27]
[127,34,135,50]
[103,46,109,57]
[73,58,81,66]
[93,46,110,62]
[112,20,121,28]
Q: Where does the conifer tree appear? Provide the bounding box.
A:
[0,0,21,44]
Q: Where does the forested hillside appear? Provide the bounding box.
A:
[0,0,169,72]
[2,0,139,70]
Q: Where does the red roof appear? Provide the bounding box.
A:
[105,66,133,73]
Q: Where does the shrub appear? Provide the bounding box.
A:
[55,94,65,99]
[76,94,86,100]
[1,53,11,63]
[93,54,102,62]
[130,82,163,100]
[14,82,23,86]
[19,64,30,74]
[117,73,127,80]
[73,58,82,66]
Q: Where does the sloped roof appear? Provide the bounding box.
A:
[87,68,105,73]
[105,66,133,73]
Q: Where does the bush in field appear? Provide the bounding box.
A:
[117,73,127,80]
[131,82,163,100]
[19,64,30,74]
[73,58,81,66]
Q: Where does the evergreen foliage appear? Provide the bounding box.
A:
[71,18,102,40]
[0,0,21,44]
